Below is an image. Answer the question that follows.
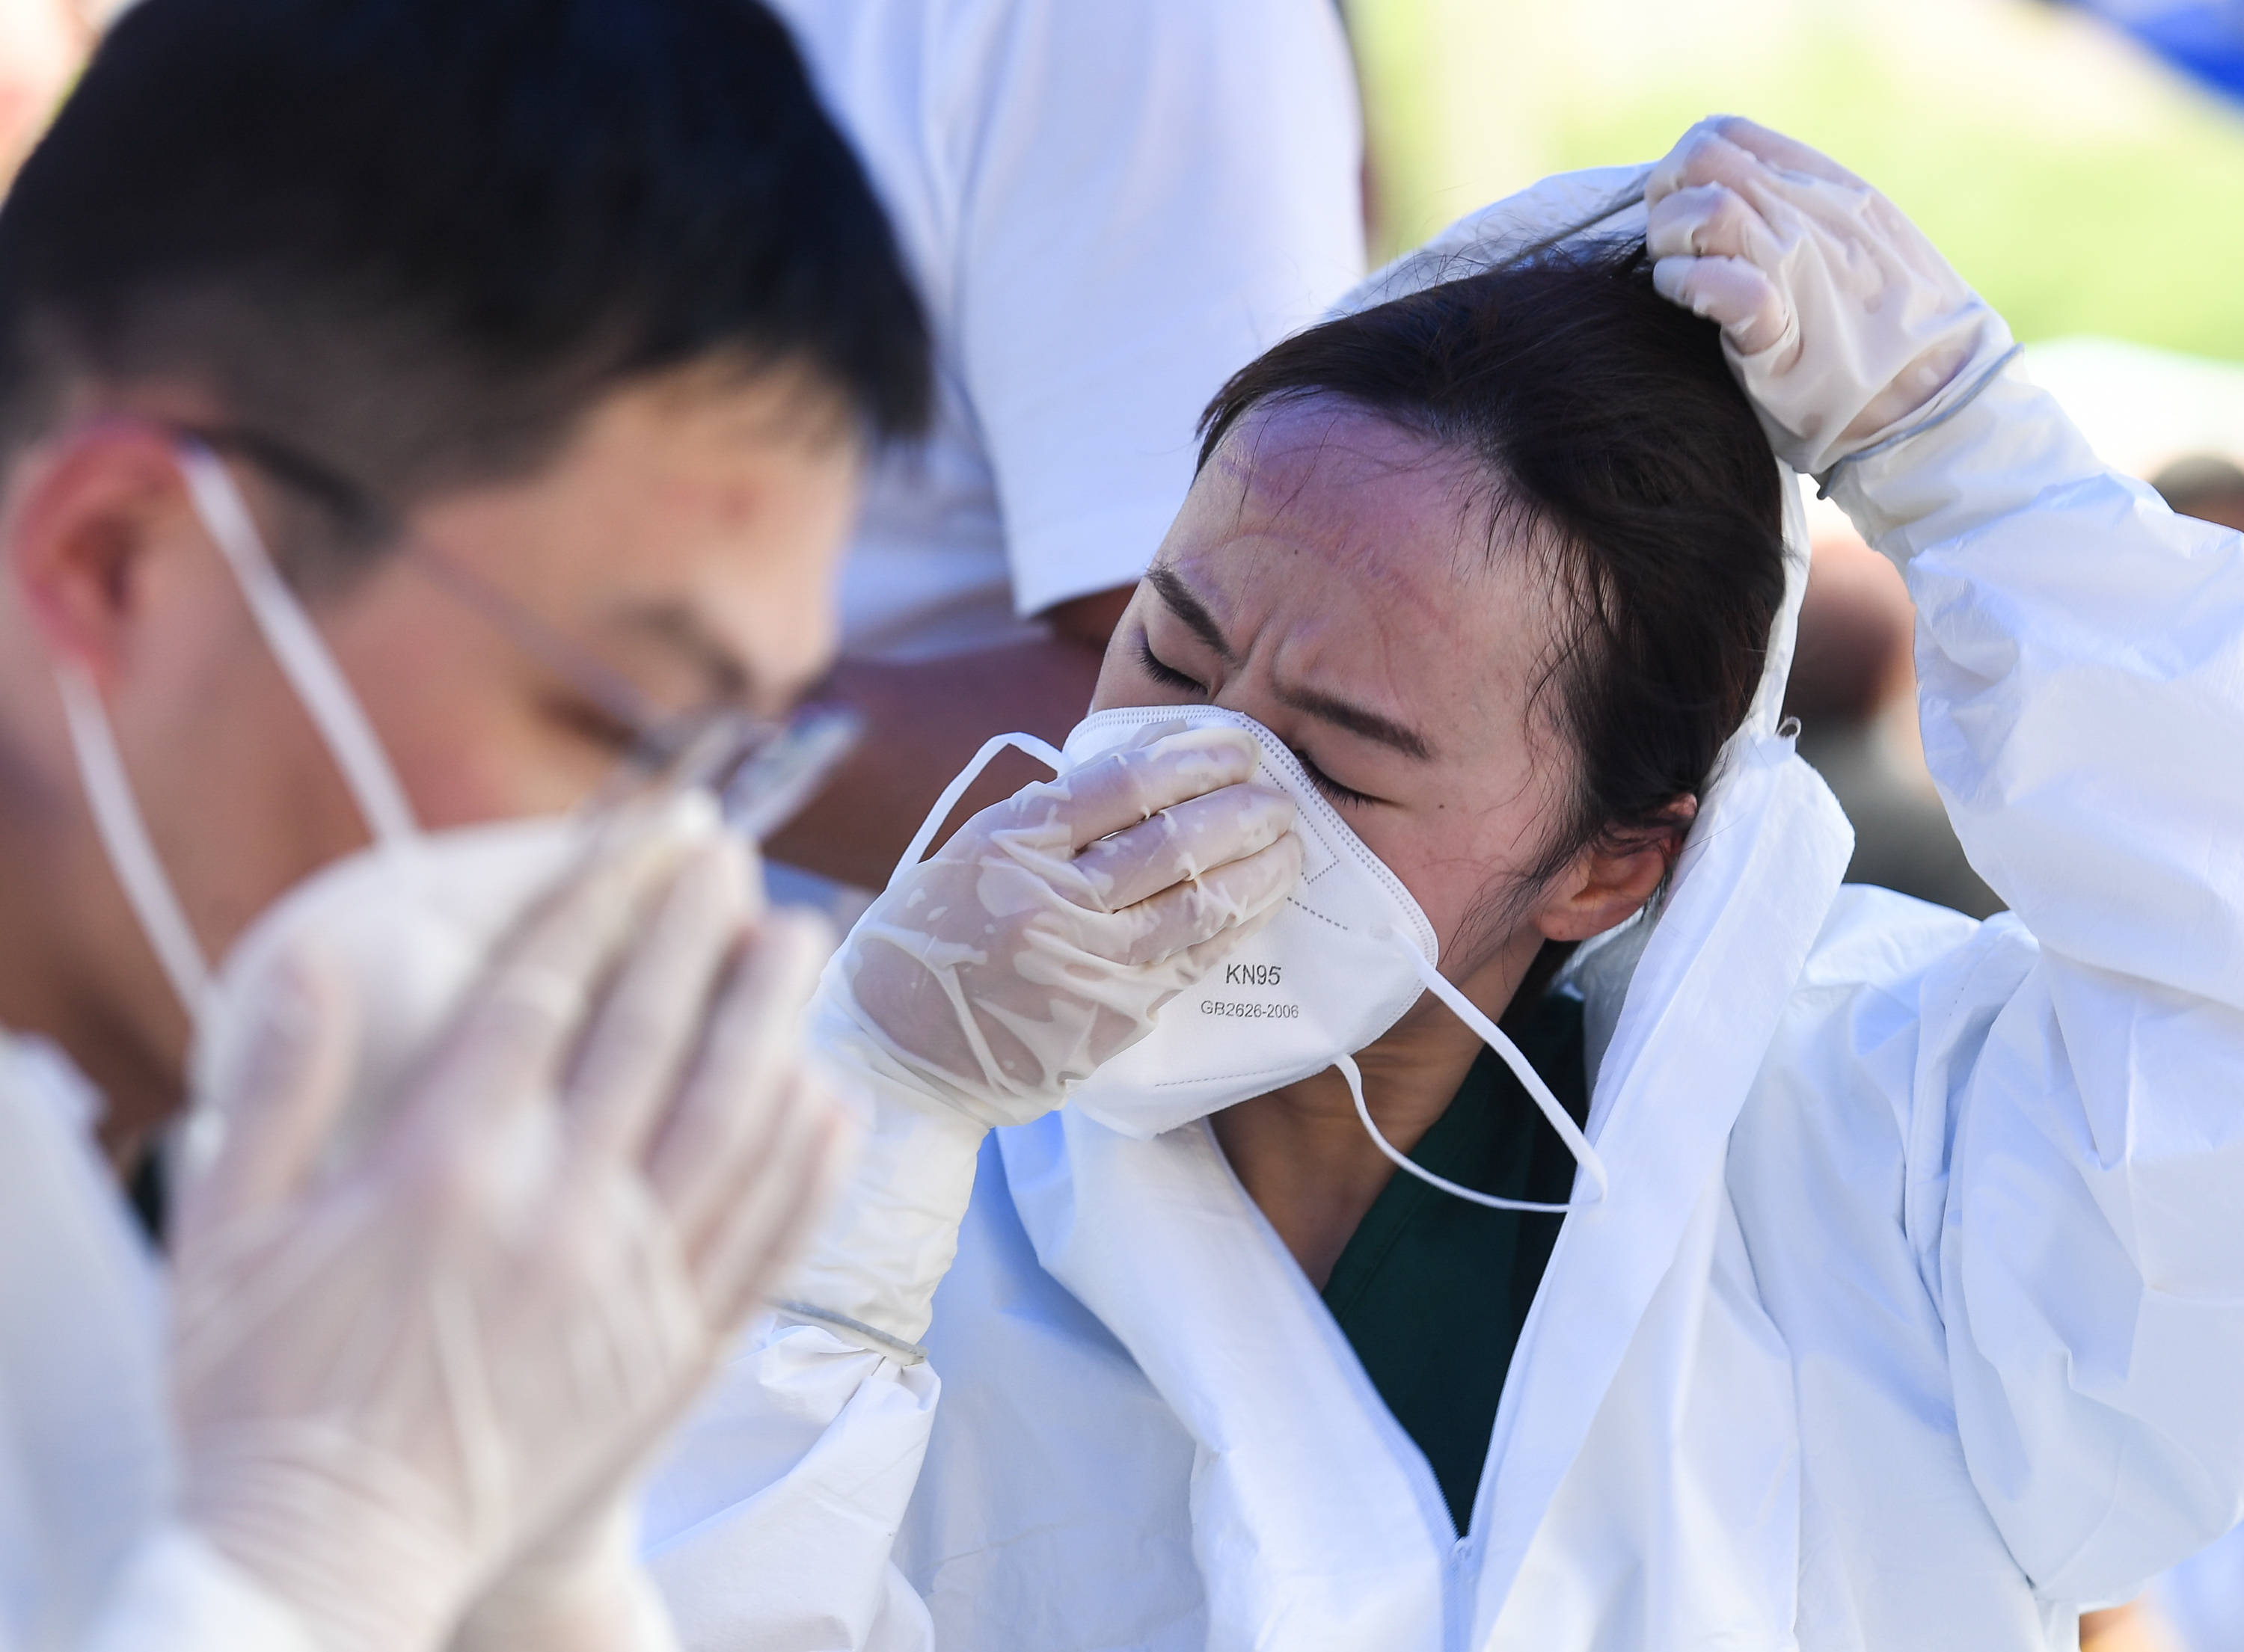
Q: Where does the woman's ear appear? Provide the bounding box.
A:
[1533,796,1698,943]
[5,423,200,686]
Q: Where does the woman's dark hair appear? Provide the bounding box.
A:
[1199,239,1785,949]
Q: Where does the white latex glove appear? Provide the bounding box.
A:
[1644,114,2016,477]
[816,722,1301,1131]
[785,724,1299,1348]
[169,810,853,1652]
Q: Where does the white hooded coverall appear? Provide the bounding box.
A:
[0,1037,315,1651]
[640,174,2244,1652]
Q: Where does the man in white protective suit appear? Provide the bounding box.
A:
[0,0,1011,1646]
[641,119,2244,1651]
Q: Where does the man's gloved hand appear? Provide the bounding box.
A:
[168,810,852,1652]
[446,1503,675,1652]
[816,722,1301,1131]
[1645,114,2015,477]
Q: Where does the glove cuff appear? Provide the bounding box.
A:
[1822,356,2102,565]
[784,1034,990,1348]
[1797,305,2018,481]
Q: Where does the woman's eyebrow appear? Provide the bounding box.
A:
[1147,566,1239,664]
[1148,566,1432,760]
[1274,681,1434,761]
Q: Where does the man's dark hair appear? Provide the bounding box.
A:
[0,0,929,535]
[1200,239,1785,918]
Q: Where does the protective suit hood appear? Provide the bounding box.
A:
[1354,162,1824,1080]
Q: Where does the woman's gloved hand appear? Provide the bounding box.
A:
[815,722,1301,1131]
[781,723,1299,1351]
[168,808,852,1652]
[1644,115,2016,477]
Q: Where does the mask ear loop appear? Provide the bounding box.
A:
[175,440,419,847]
[53,663,215,1014]
[1339,927,1610,1214]
[888,731,1066,888]
[44,443,426,1019]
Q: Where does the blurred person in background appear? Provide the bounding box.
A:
[2153,452,2244,532]
[756,0,1366,900]
[1784,526,2002,918]
[0,0,927,1645]
[0,0,91,187]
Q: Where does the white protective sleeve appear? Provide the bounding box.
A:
[641,978,1046,1645]
[79,1526,315,1652]
[642,1325,941,1652]
[1827,363,2244,1606]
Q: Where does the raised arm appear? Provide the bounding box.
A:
[1652,116,2244,1603]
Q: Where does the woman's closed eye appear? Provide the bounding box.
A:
[1136,633,1379,808]
[1293,750,1378,810]
[1136,636,1207,696]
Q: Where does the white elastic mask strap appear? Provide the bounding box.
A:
[53,662,212,1014]
[177,441,418,844]
[888,731,1066,889]
[1341,932,1610,1213]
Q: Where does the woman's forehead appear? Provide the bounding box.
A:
[1163,401,1568,739]
[1179,400,1512,607]
[1208,399,1480,535]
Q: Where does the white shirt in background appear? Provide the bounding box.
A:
[764,0,1367,663]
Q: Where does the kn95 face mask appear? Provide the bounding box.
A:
[892,704,1607,1213]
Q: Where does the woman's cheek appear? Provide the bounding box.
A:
[1087,659,1147,713]
[1385,811,1538,948]
[1358,818,1453,920]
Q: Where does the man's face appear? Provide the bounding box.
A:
[117,360,863,971]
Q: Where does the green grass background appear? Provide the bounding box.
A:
[1347,0,2244,362]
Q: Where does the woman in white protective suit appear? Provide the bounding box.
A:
[641,119,2244,1651]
